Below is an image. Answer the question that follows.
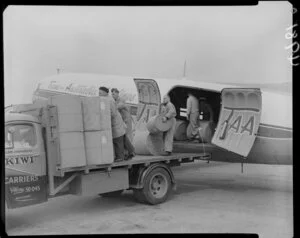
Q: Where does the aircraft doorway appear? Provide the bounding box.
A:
[168,86,221,146]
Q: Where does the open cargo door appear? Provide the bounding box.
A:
[133,79,161,131]
[212,88,262,157]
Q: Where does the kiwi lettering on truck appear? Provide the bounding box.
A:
[5,114,48,209]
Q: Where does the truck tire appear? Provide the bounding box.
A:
[139,167,172,205]
[100,190,123,197]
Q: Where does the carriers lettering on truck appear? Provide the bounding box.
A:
[5,175,47,208]
[5,122,48,209]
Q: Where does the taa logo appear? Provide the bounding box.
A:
[227,115,255,135]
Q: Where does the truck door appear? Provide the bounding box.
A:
[212,88,262,157]
[133,79,161,131]
[5,121,48,208]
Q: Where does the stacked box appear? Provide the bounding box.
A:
[82,96,113,165]
[82,97,111,131]
[82,97,113,165]
[48,95,83,132]
[100,130,114,164]
[84,130,114,165]
[47,95,114,169]
[58,132,86,168]
[47,95,86,169]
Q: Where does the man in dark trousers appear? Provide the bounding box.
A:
[99,86,134,162]
[111,88,133,142]
[111,88,135,159]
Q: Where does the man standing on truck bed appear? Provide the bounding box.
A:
[99,87,135,162]
[111,88,133,142]
[161,94,177,155]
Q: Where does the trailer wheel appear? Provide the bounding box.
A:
[140,167,172,205]
[100,190,123,197]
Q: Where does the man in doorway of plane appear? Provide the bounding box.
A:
[186,92,200,140]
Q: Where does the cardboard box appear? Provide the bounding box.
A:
[82,97,111,131]
[46,95,114,169]
[101,130,114,163]
[84,130,114,165]
[48,95,84,132]
[58,132,86,168]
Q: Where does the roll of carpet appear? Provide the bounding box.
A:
[146,115,173,134]
[174,120,188,141]
[133,130,165,155]
[198,120,214,143]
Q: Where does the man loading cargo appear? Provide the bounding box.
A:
[186,92,200,140]
[161,94,177,155]
[111,88,133,142]
[99,87,135,162]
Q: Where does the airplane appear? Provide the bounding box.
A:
[10,72,292,165]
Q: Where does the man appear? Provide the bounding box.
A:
[160,94,177,155]
[186,92,199,140]
[111,88,133,142]
[99,86,128,162]
[111,88,135,159]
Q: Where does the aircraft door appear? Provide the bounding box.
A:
[133,79,161,131]
[212,88,262,157]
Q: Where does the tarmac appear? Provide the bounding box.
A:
[5,160,293,237]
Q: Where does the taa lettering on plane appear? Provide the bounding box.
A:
[226,115,255,136]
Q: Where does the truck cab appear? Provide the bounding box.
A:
[5,113,48,208]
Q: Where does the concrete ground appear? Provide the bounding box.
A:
[5,161,293,237]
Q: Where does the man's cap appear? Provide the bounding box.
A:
[99,86,109,93]
[111,88,119,93]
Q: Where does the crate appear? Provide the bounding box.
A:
[82,97,111,131]
[46,95,114,171]
[48,95,83,132]
[84,130,114,165]
[101,130,114,163]
[58,132,86,168]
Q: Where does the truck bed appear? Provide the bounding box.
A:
[55,152,211,176]
[113,152,211,167]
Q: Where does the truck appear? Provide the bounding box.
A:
[5,95,211,209]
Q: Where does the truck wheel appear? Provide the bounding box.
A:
[100,190,123,197]
[141,168,172,205]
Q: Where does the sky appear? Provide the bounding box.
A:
[3,2,293,106]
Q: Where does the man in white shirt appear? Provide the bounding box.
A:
[186,92,199,140]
